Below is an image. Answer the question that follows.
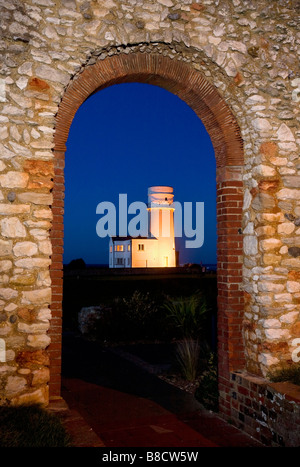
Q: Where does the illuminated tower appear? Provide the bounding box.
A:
[148,186,176,267]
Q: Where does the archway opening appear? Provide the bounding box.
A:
[50,54,244,417]
[61,82,218,401]
[63,82,216,269]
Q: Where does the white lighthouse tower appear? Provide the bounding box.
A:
[109,186,177,268]
[148,186,176,267]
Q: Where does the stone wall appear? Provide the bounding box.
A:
[0,0,299,444]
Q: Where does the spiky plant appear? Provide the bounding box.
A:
[176,338,201,382]
[164,292,208,339]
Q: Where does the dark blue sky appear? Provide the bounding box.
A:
[64,82,216,266]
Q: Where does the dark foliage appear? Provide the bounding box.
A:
[0,404,71,447]
[195,353,219,412]
[65,258,86,270]
[268,363,300,386]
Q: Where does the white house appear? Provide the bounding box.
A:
[109,186,177,268]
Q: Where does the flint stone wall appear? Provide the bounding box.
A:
[0,0,299,445]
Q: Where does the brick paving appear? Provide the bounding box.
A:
[60,377,262,448]
[58,334,263,448]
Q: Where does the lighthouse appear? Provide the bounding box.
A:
[148,186,176,267]
[109,186,177,268]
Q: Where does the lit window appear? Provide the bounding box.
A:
[117,245,124,252]
[110,245,112,252]
[128,244,130,251]
[138,244,144,251]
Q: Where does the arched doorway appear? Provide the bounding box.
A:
[50,53,244,415]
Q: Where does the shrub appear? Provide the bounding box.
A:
[109,290,162,341]
[121,290,158,325]
[268,363,300,386]
[195,353,219,412]
[163,291,208,339]
[0,404,71,447]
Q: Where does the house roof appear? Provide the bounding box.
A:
[110,235,157,242]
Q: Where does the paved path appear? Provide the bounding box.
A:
[60,333,263,448]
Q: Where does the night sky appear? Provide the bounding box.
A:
[63,82,216,266]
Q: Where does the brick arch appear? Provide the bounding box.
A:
[54,53,243,167]
[50,53,245,410]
